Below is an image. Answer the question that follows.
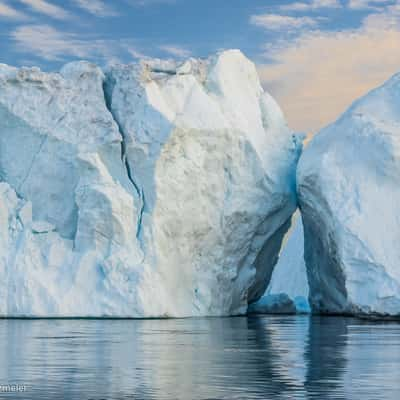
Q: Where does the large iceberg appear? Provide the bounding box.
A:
[297,72,400,317]
[0,50,301,317]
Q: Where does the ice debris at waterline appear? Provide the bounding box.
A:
[298,72,400,317]
[248,214,310,315]
[0,50,302,317]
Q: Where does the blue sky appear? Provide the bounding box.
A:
[1,0,400,132]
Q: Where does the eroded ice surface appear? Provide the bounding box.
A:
[298,72,400,317]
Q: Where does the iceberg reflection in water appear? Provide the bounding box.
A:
[0,316,399,399]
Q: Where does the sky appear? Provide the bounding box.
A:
[0,0,400,133]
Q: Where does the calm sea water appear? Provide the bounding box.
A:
[0,316,399,399]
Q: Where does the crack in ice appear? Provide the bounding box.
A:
[102,79,145,240]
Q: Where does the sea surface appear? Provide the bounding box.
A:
[0,316,399,399]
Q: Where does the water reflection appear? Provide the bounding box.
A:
[0,316,399,399]
[305,316,348,398]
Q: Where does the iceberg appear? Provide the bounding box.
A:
[297,72,400,317]
[0,51,301,317]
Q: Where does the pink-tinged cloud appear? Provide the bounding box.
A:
[258,8,400,133]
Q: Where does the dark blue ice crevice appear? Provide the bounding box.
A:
[102,78,145,240]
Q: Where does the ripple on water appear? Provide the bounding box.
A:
[0,316,399,399]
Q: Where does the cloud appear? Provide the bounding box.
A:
[10,24,148,64]
[124,0,176,6]
[250,14,318,30]
[363,2,400,25]
[127,47,148,59]
[258,8,400,133]
[11,24,115,61]
[347,0,393,10]
[159,45,191,58]
[280,0,342,11]
[73,0,118,17]
[0,1,28,19]
[19,0,70,19]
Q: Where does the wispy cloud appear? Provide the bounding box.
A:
[250,14,318,30]
[0,1,28,19]
[125,0,176,6]
[11,24,114,61]
[19,0,70,19]
[159,45,191,58]
[73,0,118,17]
[347,0,393,10]
[280,0,342,11]
[10,23,147,64]
[363,1,400,25]
[126,47,148,59]
[258,6,400,133]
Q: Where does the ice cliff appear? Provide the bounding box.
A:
[298,72,400,317]
[0,50,301,317]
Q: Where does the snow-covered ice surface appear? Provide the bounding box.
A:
[0,51,301,317]
[298,72,400,317]
[248,213,310,314]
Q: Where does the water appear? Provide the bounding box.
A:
[0,316,399,400]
